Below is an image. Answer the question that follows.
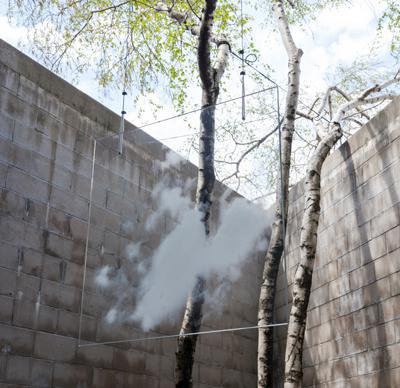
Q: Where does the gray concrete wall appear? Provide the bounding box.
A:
[1,37,400,388]
[273,97,400,387]
[0,39,265,387]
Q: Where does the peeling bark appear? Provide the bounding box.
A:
[174,0,229,386]
[283,77,399,387]
[257,1,302,386]
[283,122,342,388]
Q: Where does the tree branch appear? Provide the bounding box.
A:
[219,122,280,183]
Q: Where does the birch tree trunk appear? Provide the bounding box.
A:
[175,0,229,386]
[283,123,342,387]
[257,1,302,386]
[283,77,399,386]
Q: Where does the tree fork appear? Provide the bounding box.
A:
[174,0,229,385]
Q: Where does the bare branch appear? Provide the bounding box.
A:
[296,110,313,121]
[219,122,280,183]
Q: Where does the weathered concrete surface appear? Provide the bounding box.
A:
[1,37,400,388]
[0,39,266,387]
[273,97,400,387]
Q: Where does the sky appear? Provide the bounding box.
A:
[0,0,397,200]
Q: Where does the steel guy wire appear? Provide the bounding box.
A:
[96,86,276,142]
[78,322,288,348]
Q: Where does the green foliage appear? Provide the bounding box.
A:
[379,0,400,59]
[257,0,347,27]
[8,0,246,110]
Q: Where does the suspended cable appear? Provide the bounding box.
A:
[78,322,288,348]
[96,86,276,142]
[229,49,331,124]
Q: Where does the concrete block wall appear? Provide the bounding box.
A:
[0,39,266,387]
[2,37,400,388]
[273,97,400,386]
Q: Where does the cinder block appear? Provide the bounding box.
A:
[23,221,46,251]
[18,75,39,105]
[37,86,60,117]
[112,348,146,373]
[0,63,19,93]
[338,288,364,316]
[13,121,55,159]
[386,225,400,253]
[384,342,400,369]
[390,272,400,297]
[76,344,114,369]
[53,362,91,387]
[0,323,35,355]
[309,284,330,309]
[221,367,244,388]
[12,298,38,329]
[353,304,379,331]
[1,189,47,230]
[362,277,391,306]
[0,215,24,247]
[16,272,41,302]
[349,262,376,291]
[375,248,400,279]
[92,367,125,388]
[31,358,53,386]
[70,172,90,200]
[369,206,399,239]
[0,241,18,270]
[367,321,396,349]
[6,166,49,203]
[145,352,161,376]
[63,260,83,288]
[0,161,7,187]
[43,231,73,260]
[199,364,222,386]
[329,275,350,300]
[31,152,72,190]
[40,279,80,312]
[60,104,83,131]
[50,186,88,220]
[5,355,31,384]
[369,234,387,261]
[0,267,17,298]
[0,295,13,323]
[379,295,400,322]
[159,379,175,388]
[159,355,174,380]
[90,204,121,234]
[35,108,63,140]
[356,349,384,375]
[7,142,32,173]
[34,332,76,362]
[56,310,96,342]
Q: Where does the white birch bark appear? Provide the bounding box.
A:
[284,77,399,387]
[257,1,302,386]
